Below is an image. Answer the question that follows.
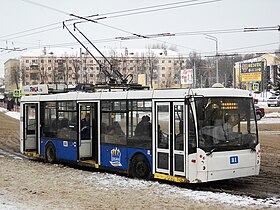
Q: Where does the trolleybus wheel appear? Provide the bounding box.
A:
[130,154,151,180]
[45,143,56,163]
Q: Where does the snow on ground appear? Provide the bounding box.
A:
[0,107,20,120]
[258,116,280,124]
[82,173,280,208]
[1,169,279,210]
[0,105,279,209]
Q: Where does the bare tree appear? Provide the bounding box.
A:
[72,58,80,84]
[10,65,20,89]
[145,48,158,88]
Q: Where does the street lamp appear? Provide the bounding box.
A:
[205,34,219,83]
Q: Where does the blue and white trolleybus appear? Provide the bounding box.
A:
[20,86,260,183]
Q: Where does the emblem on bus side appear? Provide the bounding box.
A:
[110,147,122,167]
[230,156,238,164]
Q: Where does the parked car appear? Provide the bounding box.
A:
[267,95,280,107]
[255,105,265,120]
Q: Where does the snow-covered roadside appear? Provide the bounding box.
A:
[83,172,280,209]
[0,156,279,210]
[0,107,20,120]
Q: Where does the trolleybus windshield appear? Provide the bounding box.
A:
[195,97,258,153]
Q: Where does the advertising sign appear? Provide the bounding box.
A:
[241,62,263,82]
[181,69,193,85]
[21,84,48,95]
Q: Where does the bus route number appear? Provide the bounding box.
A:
[230,156,239,164]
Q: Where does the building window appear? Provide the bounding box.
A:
[68,67,72,70]
[168,60,172,63]
[25,60,29,63]
[162,74,165,77]
[162,60,165,63]
[41,60,44,63]
[48,67,51,70]
[41,67,44,70]
[48,60,52,63]
[26,67,29,70]
[130,67,133,70]
[30,73,38,80]
[162,67,165,70]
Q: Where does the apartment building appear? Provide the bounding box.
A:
[19,47,188,88]
[4,59,20,93]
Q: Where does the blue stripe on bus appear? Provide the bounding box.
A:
[40,138,77,161]
[100,144,152,171]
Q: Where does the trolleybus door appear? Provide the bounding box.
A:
[24,103,38,152]
[155,102,186,176]
[173,102,185,176]
[78,103,98,160]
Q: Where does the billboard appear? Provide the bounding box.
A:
[241,62,263,82]
[181,69,193,85]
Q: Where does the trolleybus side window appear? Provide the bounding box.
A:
[41,101,77,140]
[41,102,57,138]
[128,100,152,150]
[101,100,127,145]
[57,101,77,141]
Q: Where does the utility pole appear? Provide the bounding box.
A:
[193,61,196,88]
[80,48,83,83]
[205,34,219,83]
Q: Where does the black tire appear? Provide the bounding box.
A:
[130,154,151,180]
[256,113,261,120]
[45,143,56,163]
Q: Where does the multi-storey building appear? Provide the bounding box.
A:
[4,59,20,93]
[19,47,189,88]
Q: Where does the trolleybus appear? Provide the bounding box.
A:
[20,86,260,183]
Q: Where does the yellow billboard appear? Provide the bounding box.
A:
[241,72,262,82]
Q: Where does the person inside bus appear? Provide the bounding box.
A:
[108,121,125,136]
[211,113,234,143]
[57,118,70,139]
[134,115,152,138]
[81,113,90,140]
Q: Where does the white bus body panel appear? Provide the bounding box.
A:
[196,145,260,182]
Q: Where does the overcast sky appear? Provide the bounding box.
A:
[1,0,279,77]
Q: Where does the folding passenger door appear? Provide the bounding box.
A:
[78,103,98,160]
[155,102,186,177]
[23,103,39,152]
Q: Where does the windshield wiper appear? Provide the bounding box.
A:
[250,146,256,152]
[206,147,216,156]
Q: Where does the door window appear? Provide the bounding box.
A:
[157,105,169,149]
